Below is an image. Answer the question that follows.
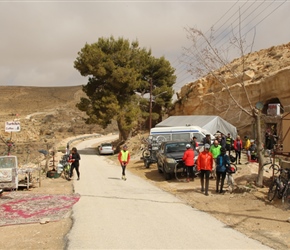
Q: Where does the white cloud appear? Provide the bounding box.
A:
[0,1,289,90]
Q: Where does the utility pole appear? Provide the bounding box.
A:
[149,78,152,130]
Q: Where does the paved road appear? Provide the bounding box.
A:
[66,135,271,249]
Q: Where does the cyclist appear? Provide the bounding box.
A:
[209,140,221,179]
[197,143,213,196]
[118,145,130,180]
[244,136,251,164]
[216,147,230,194]
[249,140,258,162]
[69,147,81,181]
[190,136,199,152]
[182,144,195,182]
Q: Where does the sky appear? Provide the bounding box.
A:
[0,0,289,94]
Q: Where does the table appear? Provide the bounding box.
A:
[18,167,41,190]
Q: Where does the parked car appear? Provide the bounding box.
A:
[98,143,115,155]
[156,141,198,180]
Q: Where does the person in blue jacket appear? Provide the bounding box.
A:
[215,147,230,193]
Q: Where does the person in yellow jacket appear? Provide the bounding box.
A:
[118,145,130,181]
[244,136,251,164]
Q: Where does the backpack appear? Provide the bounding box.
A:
[216,154,229,172]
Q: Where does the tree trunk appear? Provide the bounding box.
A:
[255,111,265,187]
[117,119,130,141]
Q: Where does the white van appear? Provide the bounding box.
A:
[150,125,214,146]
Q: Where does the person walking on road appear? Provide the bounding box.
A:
[197,143,213,196]
[118,145,130,181]
[182,144,195,182]
[215,147,230,194]
[69,147,81,181]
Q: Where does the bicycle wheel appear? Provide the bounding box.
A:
[156,135,166,144]
[269,164,280,175]
[63,164,71,180]
[230,163,237,172]
[144,158,150,168]
[174,162,186,182]
[282,185,290,210]
[142,149,150,158]
[267,180,278,202]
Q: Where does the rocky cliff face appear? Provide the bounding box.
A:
[171,42,290,139]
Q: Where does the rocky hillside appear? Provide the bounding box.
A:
[171,42,290,138]
[0,86,117,165]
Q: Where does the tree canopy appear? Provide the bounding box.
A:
[74,36,176,140]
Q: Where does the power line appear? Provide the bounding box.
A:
[172,1,253,89]
[172,0,288,93]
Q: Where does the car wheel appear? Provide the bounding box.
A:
[163,166,171,180]
[157,161,163,173]
[164,172,172,180]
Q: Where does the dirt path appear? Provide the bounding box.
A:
[126,157,290,250]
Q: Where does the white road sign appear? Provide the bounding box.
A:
[5,121,21,132]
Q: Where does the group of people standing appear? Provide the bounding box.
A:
[216,133,253,165]
[182,132,254,196]
[182,139,231,196]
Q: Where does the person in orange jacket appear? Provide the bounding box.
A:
[197,143,213,196]
[182,144,195,182]
[118,145,130,181]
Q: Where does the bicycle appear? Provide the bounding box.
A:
[59,154,71,181]
[282,179,290,210]
[174,160,187,182]
[225,163,237,193]
[267,168,289,202]
[262,150,280,175]
[62,162,71,180]
[141,135,166,168]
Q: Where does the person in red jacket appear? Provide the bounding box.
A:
[233,135,243,164]
[197,143,213,196]
[118,145,130,181]
[182,144,195,182]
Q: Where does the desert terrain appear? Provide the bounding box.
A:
[0,86,290,249]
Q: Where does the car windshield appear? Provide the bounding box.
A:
[165,142,187,153]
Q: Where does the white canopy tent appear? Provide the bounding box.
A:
[155,115,237,138]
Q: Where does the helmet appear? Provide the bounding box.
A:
[220,147,226,154]
[186,144,191,149]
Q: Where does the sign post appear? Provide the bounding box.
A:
[5,121,21,132]
[2,121,21,155]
